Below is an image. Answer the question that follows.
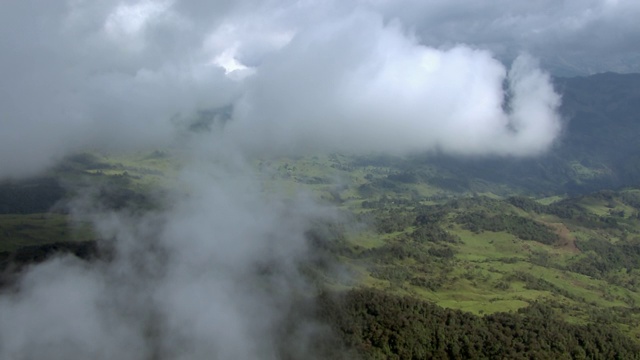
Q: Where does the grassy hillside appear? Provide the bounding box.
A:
[263,154,640,340]
[0,151,172,255]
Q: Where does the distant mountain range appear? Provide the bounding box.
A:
[412,72,640,195]
[542,55,640,77]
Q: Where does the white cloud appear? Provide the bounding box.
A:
[104,0,173,38]
[10,0,636,177]
[228,11,560,157]
[0,0,239,178]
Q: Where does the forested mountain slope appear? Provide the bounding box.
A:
[3,73,640,359]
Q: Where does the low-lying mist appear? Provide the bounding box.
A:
[1,143,341,359]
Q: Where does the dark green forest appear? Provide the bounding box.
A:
[312,289,640,359]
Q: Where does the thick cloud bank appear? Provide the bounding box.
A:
[230,11,560,156]
[0,0,579,178]
[2,1,638,177]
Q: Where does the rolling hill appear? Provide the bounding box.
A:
[2,72,640,358]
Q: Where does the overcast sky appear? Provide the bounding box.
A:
[1,0,638,178]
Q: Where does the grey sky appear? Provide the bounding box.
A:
[371,0,640,75]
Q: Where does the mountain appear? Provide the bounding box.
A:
[397,72,640,196]
[2,72,640,359]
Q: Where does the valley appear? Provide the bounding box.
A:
[2,72,640,358]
